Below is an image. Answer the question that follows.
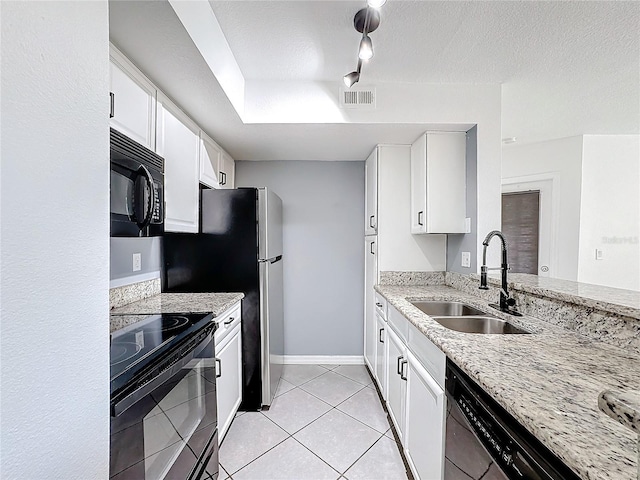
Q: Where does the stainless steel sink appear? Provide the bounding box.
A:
[411,301,487,317]
[432,316,531,334]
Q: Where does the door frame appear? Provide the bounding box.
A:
[501,173,560,277]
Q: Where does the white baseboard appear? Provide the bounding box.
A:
[282,355,365,365]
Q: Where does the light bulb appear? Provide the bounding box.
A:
[367,0,386,8]
[358,35,373,61]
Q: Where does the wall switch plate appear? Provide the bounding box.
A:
[595,249,603,260]
[133,253,142,272]
[465,217,471,234]
[461,252,471,268]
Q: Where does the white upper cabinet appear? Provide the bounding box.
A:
[157,94,200,233]
[365,148,378,235]
[109,47,156,151]
[410,132,467,234]
[199,132,222,189]
[219,151,235,189]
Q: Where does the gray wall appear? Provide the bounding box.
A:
[447,126,478,273]
[236,161,365,356]
[110,237,162,286]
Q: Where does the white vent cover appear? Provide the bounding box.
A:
[339,87,376,109]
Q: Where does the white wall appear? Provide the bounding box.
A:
[578,135,640,290]
[1,2,110,478]
[502,136,584,280]
[236,161,364,356]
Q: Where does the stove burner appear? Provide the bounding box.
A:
[148,315,190,333]
[111,342,143,366]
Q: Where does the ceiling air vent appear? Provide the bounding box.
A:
[339,87,376,109]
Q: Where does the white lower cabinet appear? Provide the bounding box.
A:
[404,350,446,480]
[214,304,242,443]
[374,311,386,398]
[385,326,407,442]
[364,237,378,371]
[381,305,446,480]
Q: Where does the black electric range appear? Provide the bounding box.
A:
[109,313,219,480]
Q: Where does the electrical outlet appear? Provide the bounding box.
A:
[461,252,471,268]
[465,217,471,234]
[595,249,603,260]
[133,253,142,272]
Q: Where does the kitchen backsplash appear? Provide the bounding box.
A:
[109,277,160,310]
[444,271,640,355]
[380,270,640,355]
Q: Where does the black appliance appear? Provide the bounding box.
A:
[445,360,580,480]
[163,188,284,411]
[110,313,219,480]
[110,128,164,237]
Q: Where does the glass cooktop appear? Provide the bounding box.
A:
[109,312,214,394]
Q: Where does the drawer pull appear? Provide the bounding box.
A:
[224,317,234,326]
[379,328,384,343]
[215,358,222,378]
[375,302,383,308]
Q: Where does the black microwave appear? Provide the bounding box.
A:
[110,128,164,237]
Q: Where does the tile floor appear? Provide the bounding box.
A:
[218,364,410,480]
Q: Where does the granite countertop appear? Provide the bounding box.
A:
[110,292,244,333]
[375,284,639,480]
[599,389,640,434]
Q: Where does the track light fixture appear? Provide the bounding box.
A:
[343,4,384,88]
[358,35,373,61]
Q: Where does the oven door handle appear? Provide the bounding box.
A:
[112,333,210,417]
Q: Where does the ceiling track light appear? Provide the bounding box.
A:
[343,4,383,88]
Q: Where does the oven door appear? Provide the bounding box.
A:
[110,333,218,480]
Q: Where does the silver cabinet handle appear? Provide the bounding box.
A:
[369,215,375,228]
[370,242,375,255]
[375,302,383,308]
[418,211,424,226]
[224,316,234,326]
[400,359,408,381]
[109,92,115,118]
[379,328,384,343]
[215,358,222,378]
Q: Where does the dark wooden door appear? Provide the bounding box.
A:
[501,191,540,274]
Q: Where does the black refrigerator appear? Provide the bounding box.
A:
[163,187,284,410]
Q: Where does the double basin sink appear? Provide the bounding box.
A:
[411,301,530,334]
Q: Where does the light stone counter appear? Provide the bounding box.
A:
[375,284,639,480]
[599,389,640,434]
[110,292,244,333]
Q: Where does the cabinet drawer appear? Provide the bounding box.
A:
[388,305,409,344]
[407,321,446,389]
[374,292,387,320]
[214,302,241,346]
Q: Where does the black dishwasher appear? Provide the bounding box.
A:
[445,361,580,480]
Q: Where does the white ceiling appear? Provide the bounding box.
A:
[109,0,640,160]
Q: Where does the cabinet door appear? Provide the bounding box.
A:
[374,311,386,398]
[385,327,406,441]
[199,133,221,189]
[404,350,445,480]
[364,236,378,371]
[364,148,378,235]
[219,151,235,189]
[109,53,156,151]
[426,132,466,233]
[216,325,242,443]
[157,95,200,233]
[410,135,427,234]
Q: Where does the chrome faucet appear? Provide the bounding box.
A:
[479,230,521,316]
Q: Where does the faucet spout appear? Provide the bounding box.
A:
[479,230,521,316]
